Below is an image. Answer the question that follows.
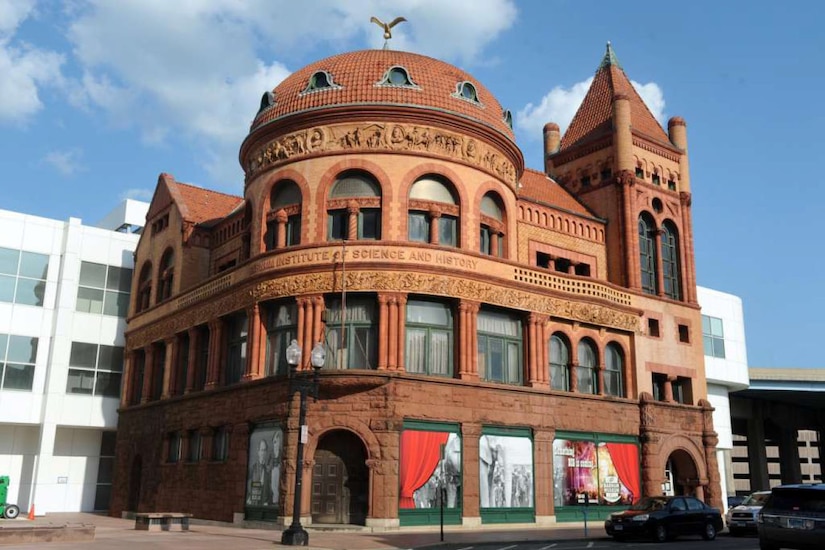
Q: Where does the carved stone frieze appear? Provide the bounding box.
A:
[246,122,517,186]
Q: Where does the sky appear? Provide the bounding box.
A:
[2,0,824,369]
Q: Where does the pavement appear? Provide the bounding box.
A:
[0,513,599,550]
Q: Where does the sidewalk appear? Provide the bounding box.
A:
[0,513,598,550]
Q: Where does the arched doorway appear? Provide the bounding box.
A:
[664,449,699,497]
[127,455,142,511]
[311,430,368,525]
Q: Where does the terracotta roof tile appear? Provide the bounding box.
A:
[560,48,670,150]
[171,181,244,225]
[519,168,593,217]
[251,49,514,140]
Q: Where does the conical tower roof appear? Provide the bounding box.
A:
[560,43,669,150]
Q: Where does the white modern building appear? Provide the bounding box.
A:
[0,199,148,514]
[697,285,750,511]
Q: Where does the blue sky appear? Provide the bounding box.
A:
[2,0,824,369]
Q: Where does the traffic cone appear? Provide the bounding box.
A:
[28,504,35,520]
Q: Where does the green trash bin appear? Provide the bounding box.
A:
[0,476,21,519]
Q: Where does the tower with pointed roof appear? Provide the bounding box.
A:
[544,43,697,304]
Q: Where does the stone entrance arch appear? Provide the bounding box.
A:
[310,430,368,525]
[653,434,709,502]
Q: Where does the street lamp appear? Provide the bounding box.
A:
[281,340,325,546]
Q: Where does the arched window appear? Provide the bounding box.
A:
[549,333,570,391]
[327,171,381,241]
[136,262,152,313]
[576,338,598,394]
[405,299,453,376]
[408,176,459,247]
[453,81,481,105]
[301,70,341,94]
[377,66,418,88]
[157,249,174,303]
[480,193,505,257]
[604,342,624,397]
[266,180,302,250]
[661,221,682,300]
[638,213,657,295]
[477,308,522,385]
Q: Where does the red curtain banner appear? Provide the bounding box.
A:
[399,430,449,508]
[605,442,641,503]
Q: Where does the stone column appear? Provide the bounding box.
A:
[243,303,264,381]
[779,427,802,484]
[377,294,389,370]
[396,294,407,371]
[141,344,154,404]
[569,361,579,393]
[312,296,325,349]
[664,375,676,402]
[347,201,359,240]
[275,209,288,249]
[161,336,176,399]
[388,296,398,370]
[429,209,441,245]
[121,352,133,408]
[597,360,606,396]
[461,423,482,526]
[185,327,198,393]
[534,429,556,524]
[205,319,223,389]
[460,301,480,381]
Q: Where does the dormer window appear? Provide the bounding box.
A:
[453,81,481,105]
[301,70,341,95]
[258,91,275,114]
[376,66,418,88]
[503,109,513,129]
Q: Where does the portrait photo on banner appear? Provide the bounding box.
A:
[246,424,284,508]
[479,434,534,509]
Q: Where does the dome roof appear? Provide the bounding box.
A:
[250,49,515,140]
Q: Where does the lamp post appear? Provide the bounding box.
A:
[281,339,325,546]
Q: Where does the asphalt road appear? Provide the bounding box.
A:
[423,535,760,550]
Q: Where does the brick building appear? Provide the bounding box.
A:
[111,44,721,527]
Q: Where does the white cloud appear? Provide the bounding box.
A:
[516,77,667,140]
[0,2,64,125]
[120,188,154,202]
[42,148,84,176]
[61,0,517,186]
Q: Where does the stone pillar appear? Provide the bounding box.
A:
[665,375,676,402]
[700,400,723,509]
[243,303,264,381]
[299,297,314,370]
[161,336,176,399]
[460,301,480,381]
[312,296,325,349]
[429,209,441,245]
[121,352,133,408]
[779,427,802,484]
[679,192,698,304]
[396,294,407,371]
[527,314,539,386]
[185,327,198,393]
[618,170,639,290]
[347,201,359,240]
[597,360,606,396]
[569,362,579,393]
[538,319,549,385]
[141,344,154,404]
[205,319,223,389]
[747,409,770,491]
[377,294,389,370]
[461,423,482,526]
[275,209,288,249]
[388,296,398,370]
[534,429,555,524]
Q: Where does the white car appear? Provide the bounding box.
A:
[725,490,771,535]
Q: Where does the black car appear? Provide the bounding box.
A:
[757,484,825,550]
[604,495,724,542]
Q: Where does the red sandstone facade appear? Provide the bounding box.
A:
[111,45,721,527]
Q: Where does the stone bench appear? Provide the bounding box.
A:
[134,513,191,532]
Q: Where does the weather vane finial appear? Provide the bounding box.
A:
[370,16,407,49]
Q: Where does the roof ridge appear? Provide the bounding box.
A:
[173,180,243,201]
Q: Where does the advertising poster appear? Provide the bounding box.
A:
[553,438,640,507]
[479,434,533,508]
[246,425,284,509]
[399,430,461,509]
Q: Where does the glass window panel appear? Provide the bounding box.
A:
[98,346,124,371]
[19,252,48,279]
[286,216,301,246]
[408,212,429,242]
[100,432,117,455]
[703,336,713,356]
[103,290,128,317]
[270,303,297,327]
[272,181,302,207]
[409,178,456,203]
[477,311,520,337]
[3,363,35,390]
[710,317,724,337]
[489,338,503,381]
[713,339,726,359]
[93,484,111,511]
[0,334,6,359]
[0,248,19,275]
[438,216,457,247]
[331,173,380,198]
[70,342,98,368]
[430,331,451,376]
[328,210,347,240]
[66,368,95,394]
[507,341,520,383]
[406,300,450,326]
[7,335,37,363]
[14,278,45,306]
[360,209,380,239]
[405,328,427,374]
[0,275,15,302]
[107,266,132,292]
[79,262,107,288]
[77,287,104,314]
[701,315,710,334]
[480,195,502,220]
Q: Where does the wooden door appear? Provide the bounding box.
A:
[312,448,346,523]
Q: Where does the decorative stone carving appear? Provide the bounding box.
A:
[246,122,517,186]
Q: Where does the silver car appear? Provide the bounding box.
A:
[726,491,771,535]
